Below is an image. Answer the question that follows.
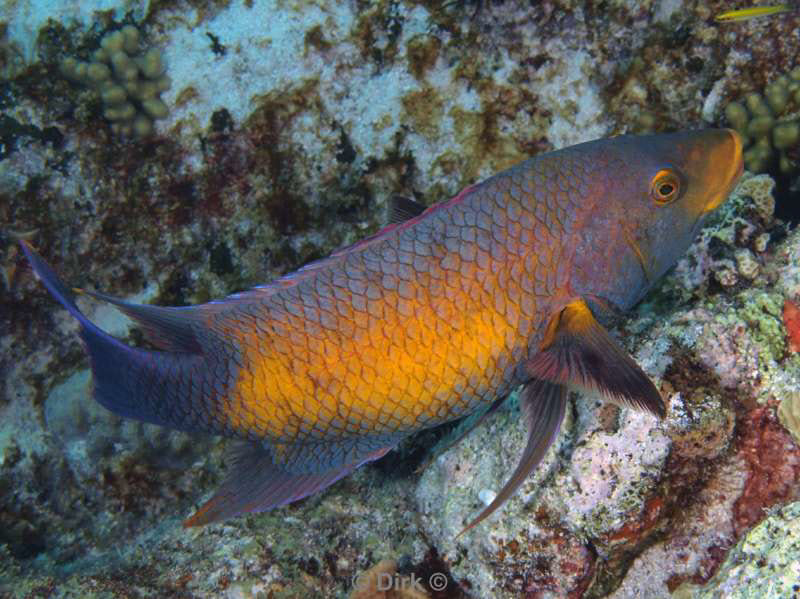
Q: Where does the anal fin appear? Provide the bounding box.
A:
[184,438,397,527]
[527,299,666,417]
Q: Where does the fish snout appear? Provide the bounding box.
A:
[703,128,744,213]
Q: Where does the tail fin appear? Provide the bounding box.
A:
[21,241,211,431]
[20,240,93,326]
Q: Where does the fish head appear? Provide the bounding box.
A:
[569,128,743,310]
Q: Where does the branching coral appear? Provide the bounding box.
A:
[724,67,800,174]
[60,25,171,138]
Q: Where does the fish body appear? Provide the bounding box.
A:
[22,129,743,529]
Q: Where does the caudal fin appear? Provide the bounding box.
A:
[20,241,93,326]
[20,241,207,430]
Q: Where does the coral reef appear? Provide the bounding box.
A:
[60,25,170,137]
[1,0,800,597]
[670,172,782,319]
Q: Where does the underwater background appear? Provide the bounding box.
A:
[1,0,800,597]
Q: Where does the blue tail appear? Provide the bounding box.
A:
[21,241,216,432]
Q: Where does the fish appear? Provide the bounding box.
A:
[715,4,796,21]
[20,129,743,532]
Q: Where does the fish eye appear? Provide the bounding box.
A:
[650,169,682,205]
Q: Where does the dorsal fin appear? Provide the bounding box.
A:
[388,195,428,223]
[81,290,202,353]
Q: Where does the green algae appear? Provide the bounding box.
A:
[736,289,787,363]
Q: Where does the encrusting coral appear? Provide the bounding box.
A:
[59,25,171,138]
[724,66,800,174]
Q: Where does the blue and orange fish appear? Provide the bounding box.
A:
[22,129,743,531]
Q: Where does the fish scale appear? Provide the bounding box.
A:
[245,185,537,441]
[21,130,743,528]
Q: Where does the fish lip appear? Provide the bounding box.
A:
[703,129,744,214]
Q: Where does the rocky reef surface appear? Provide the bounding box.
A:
[1,1,799,597]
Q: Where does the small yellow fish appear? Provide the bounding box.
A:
[715,4,795,21]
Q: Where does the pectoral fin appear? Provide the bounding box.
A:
[527,299,665,417]
[458,380,566,535]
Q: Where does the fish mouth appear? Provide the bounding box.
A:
[703,129,744,213]
[620,221,651,284]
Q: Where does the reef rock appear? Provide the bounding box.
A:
[675,501,800,599]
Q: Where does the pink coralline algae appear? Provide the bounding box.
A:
[733,404,800,537]
[783,298,800,353]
